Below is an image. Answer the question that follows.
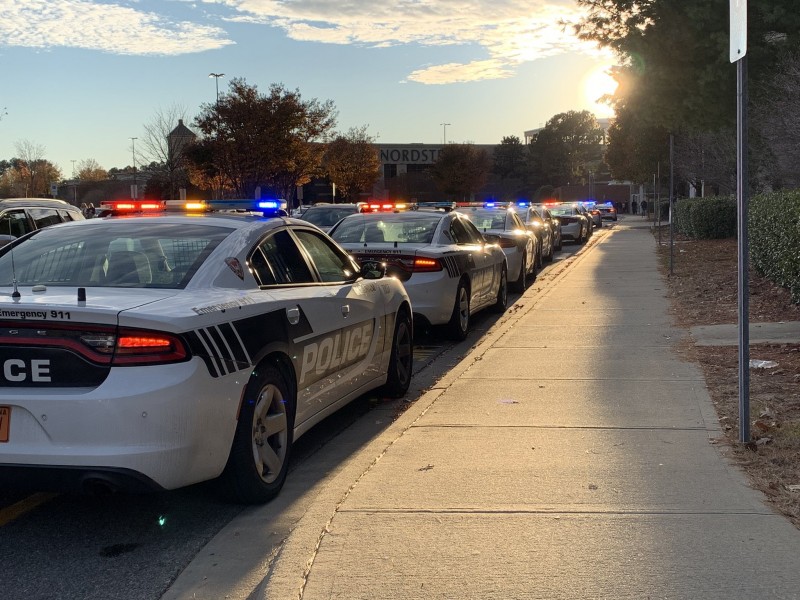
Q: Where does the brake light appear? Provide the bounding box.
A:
[1,323,189,367]
[112,330,188,365]
[412,257,442,272]
[360,255,442,273]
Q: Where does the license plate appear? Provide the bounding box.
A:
[0,406,9,442]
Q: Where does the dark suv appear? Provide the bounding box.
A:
[0,198,85,246]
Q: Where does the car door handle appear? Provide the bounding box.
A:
[341,304,350,318]
[286,307,300,325]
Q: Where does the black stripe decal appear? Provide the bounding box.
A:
[187,329,221,378]
[202,327,230,376]
[219,322,249,366]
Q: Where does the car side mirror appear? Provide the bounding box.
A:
[360,260,386,280]
[483,233,500,245]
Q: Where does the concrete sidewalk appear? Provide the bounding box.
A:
[255,218,800,599]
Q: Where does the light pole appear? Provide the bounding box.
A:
[209,73,226,199]
[130,137,138,199]
[440,122,451,145]
[209,73,225,105]
[71,160,77,204]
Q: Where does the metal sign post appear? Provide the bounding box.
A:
[731,0,749,442]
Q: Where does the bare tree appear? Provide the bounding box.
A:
[14,140,48,197]
[76,158,108,181]
[755,49,800,188]
[141,104,194,199]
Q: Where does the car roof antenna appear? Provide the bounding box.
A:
[8,223,20,300]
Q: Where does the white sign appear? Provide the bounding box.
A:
[730,0,747,62]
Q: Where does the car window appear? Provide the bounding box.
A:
[293,229,357,283]
[28,208,63,229]
[251,229,314,285]
[458,217,486,244]
[510,213,526,229]
[0,210,33,237]
[58,209,82,222]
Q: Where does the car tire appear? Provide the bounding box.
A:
[555,234,562,251]
[448,279,471,341]
[492,266,508,313]
[512,253,527,292]
[544,239,554,262]
[220,362,294,504]
[380,309,413,398]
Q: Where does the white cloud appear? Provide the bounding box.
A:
[216,0,600,83]
[0,0,607,82]
[0,0,233,55]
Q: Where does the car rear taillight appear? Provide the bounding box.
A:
[1,322,189,367]
[84,329,188,365]
[411,257,442,272]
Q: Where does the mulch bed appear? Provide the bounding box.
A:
[656,231,800,526]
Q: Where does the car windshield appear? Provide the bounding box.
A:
[550,206,577,216]
[0,222,232,289]
[301,206,357,228]
[330,213,442,244]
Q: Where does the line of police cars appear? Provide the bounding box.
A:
[0,195,613,504]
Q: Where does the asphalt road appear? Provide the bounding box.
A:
[0,232,592,600]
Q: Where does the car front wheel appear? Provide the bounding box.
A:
[220,362,294,504]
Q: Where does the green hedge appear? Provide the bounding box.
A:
[749,190,800,302]
[673,196,737,239]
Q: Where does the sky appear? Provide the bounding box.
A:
[0,0,618,177]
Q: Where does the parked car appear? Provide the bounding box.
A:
[517,202,561,261]
[329,209,508,340]
[0,198,84,247]
[579,202,602,229]
[549,203,590,244]
[594,201,618,221]
[456,204,538,292]
[0,207,413,504]
[298,203,362,232]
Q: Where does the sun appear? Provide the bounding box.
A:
[583,66,618,118]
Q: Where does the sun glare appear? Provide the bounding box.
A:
[583,67,618,117]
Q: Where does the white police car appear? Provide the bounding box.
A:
[454,203,539,292]
[0,200,413,503]
[329,205,508,340]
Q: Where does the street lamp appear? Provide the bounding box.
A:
[209,73,225,105]
[130,137,138,199]
[440,122,451,145]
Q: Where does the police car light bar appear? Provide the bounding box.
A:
[416,202,456,211]
[360,201,408,213]
[174,199,287,215]
[100,200,166,212]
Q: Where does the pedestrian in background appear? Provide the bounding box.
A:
[631,200,638,215]
[640,200,648,217]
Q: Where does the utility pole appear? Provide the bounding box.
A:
[440,123,451,145]
[130,137,138,199]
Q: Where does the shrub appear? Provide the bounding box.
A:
[673,196,736,239]
[749,190,800,302]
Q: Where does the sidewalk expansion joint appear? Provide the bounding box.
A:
[410,424,709,431]
[335,507,779,517]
